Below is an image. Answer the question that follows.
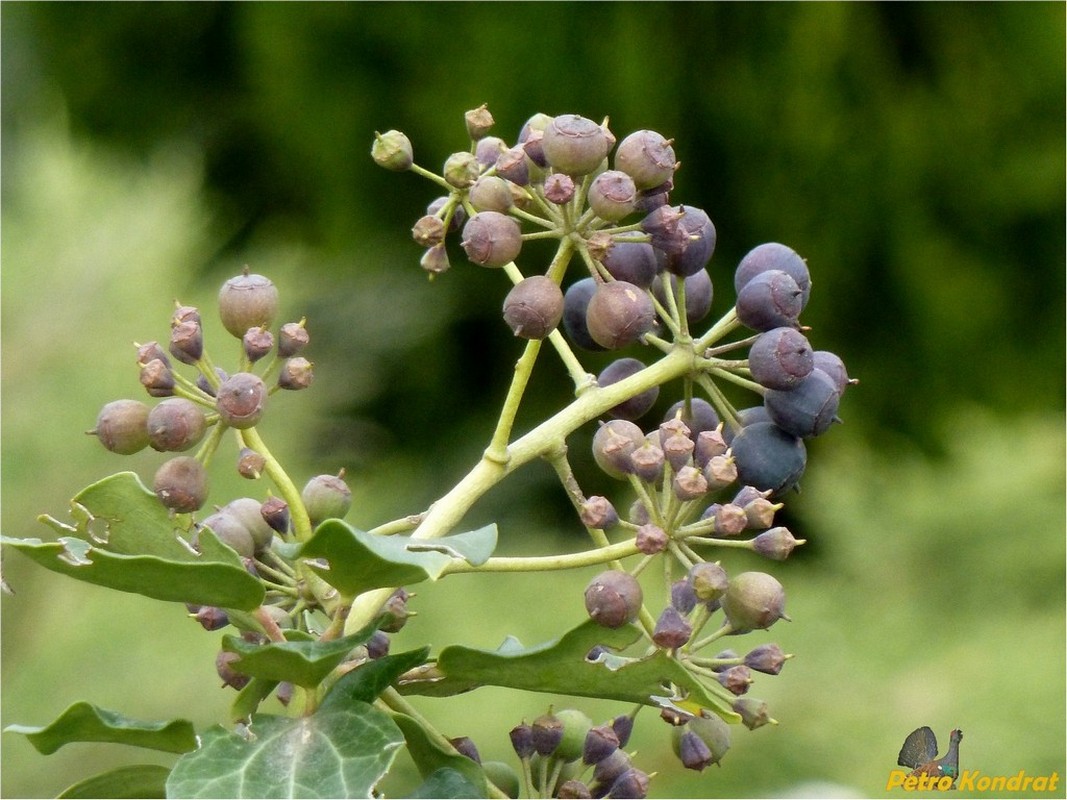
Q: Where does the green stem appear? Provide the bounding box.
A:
[408,163,452,190]
[695,306,740,350]
[239,427,312,542]
[194,421,227,468]
[705,365,765,395]
[367,514,424,537]
[690,621,735,653]
[443,539,641,574]
[511,206,557,229]
[484,337,543,464]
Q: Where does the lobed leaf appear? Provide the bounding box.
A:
[398,619,742,723]
[319,647,430,709]
[166,708,403,799]
[1,472,263,610]
[4,701,197,756]
[298,520,497,595]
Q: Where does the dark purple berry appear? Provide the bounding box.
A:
[216,651,250,690]
[509,723,535,759]
[670,579,697,614]
[592,749,632,787]
[600,234,658,288]
[764,368,840,438]
[676,728,713,771]
[716,665,753,695]
[687,715,731,766]
[427,196,466,232]
[611,715,634,748]
[721,571,788,632]
[541,114,614,176]
[597,358,658,420]
[193,605,229,631]
[652,606,692,649]
[154,456,208,513]
[366,630,390,659]
[474,136,506,168]
[531,712,564,756]
[734,242,810,308]
[735,269,803,331]
[744,643,791,675]
[135,341,171,370]
[302,472,352,526]
[812,350,851,394]
[461,211,522,268]
[629,442,665,484]
[380,588,411,633]
[584,570,642,628]
[502,276,564,340]
[653,269,714,326]
[730,422,806,498]
[749,327,814,390]
[751,526,803,560]
[218,272,279,339]
[662,206,716,277]
[588,170,637,222]
[420,244,450,275]
[91,399,150,454]
[586,281,655,349]
[640,205,689,255]
[449,736,481,763]
[615,130,676,190]
[216,372,268,429]
[558,780,592,799]
[195,367,227,399]
[562,278,607,352]
[494,146,530,185]
[260,497,290,535]
[606,768,649,799]
[583,724,620,765]
[371,130,413,171]
[147,398,207,452]
[673,465,708,501]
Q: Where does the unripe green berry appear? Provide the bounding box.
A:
[732,697,776,730]
[688,562,728,602]
[216,372,267,429]
[720,571,788,632]
[302,471,352,526]
[147,397,207,452]
[154,456,208,513]
[584,570,642,628]
[554,708,593,762]
[482,761,520,799]
[91,399,150,454]
[218,272,279,339]
[371,130,413,171]
[443,151,481,189]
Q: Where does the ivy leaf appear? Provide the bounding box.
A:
[166,708,403,799]
[320,647,430,708]
[4,701,197,755]
[398,619,742,723]
[57,765,171,799]
[389,713,489,798]
[409,768,484,799]
[1,472,263,610]
[221,621,381,689]
[298,520,497,595]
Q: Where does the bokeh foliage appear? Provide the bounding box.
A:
[2,3,1063,798]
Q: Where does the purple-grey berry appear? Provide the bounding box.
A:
[629,442,665,484]
[585,281,655,350]
[541,114,614,176]
[216,372,268,429]
[584,570,642,628]
[420,244,451,275]
[544,173,576,205]
[734,242,810,309]
[606,768,649,799]
[635,523,668,555]
[509,723,535,759]
[611,714,634,747]
[136,341,171,370]
[673,465,708,501]
[91,399,150,455]
[694,428,728,468]
[243,327,274,363]
[502,276,564,340]
[139,358,175,397]
[235,449,261,481]
[735,269,803,332]
[192,605,229,631]
[260,496,290,535]
[721,571,788,632]
[663,398,720,442]
[592,419,645,479]
[154,456,208,513]
[653,606,693,649]
[598,357,658,421]
[278,321,309,358]
[582,724,620,765]
[588,170,637,222]
[531,711,564,756]
[449,736,481,763]
[199,510,255,559]
[716,665,753,696]
[661,433,695,472]
[224,497,274,553]
[169,319,203,365]
[147,397,207,452]
[751,526,804,560]
[676,728,714,771]
[278,357,314,390]
[469,175,514,213]
[688,562,728,602]
[216,651,250,690]
[218,272,279,339]
[600,233,658,289]
[744,643,791,675]
[749,327,814,390]
[661,206,716,277]
[615,130,676,190]
[462,211,522,268]
[670,579,698,614]
[411,214,447,247]
[580,496,619,530]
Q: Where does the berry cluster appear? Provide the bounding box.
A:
[375,106,853,793]
[85,269,416,691]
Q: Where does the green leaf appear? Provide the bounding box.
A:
[320,647,430,708]
[4,701,197,755]
[58,765,171,799]
[230,677,281,723]
[299,520,497,595]
[166,708,403,799]
[390,713,489,798]
[398,619,742,723]
[1,472,263,610]
[410,768,484,799]
[221,621,380,689]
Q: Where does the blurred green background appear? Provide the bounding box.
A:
[2,4,1063,798]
